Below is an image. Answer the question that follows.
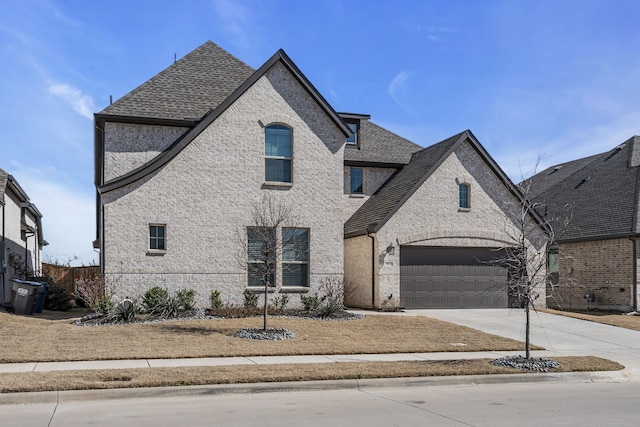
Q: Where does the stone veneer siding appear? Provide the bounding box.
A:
[101,62,345,308]
[344,234,377,308]
[104,123,189,181]
[364,141,547,309]
[549,238,638,311]
[343,166,397,222]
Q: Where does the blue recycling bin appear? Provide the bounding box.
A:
[33,283,48,313]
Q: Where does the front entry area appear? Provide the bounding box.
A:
[399,246,509,309]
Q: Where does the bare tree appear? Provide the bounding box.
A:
[494,165,572,359]
[242,194,304,331]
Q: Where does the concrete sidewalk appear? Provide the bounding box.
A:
[0,350,563,373]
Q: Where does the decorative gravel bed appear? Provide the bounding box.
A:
[234,328,295,340]
[73,308,364,327]
[490,355,561,372]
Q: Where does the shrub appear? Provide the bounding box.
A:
[143,286,170,313]
[75,275,109,311]
[244,292,258,308]
[176,289,196,310]
[108,298,140,323]
[318,276,346,311]
[300,294,322,313]
[95,295,116,315]
[210,290,223,308]
[318,301,342,318]
[44,284,73,311]
[272,294,290,311]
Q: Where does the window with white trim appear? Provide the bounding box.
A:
[265,124,292,183]
[346,123,358,145]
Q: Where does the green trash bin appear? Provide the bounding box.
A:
[11,280,40,315]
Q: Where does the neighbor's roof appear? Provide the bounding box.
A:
[344,120,423,166]
[99,41,255,121]
[529,136,640,242]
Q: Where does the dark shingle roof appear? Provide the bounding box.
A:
[99,41,255,120]
[344,120,422,165]
[529,136,640,241]
[345,131,465,236]
[0,168,8,199]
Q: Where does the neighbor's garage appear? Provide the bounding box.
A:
[399,247,509,309]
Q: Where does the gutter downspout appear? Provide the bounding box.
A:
[366,226,377,309]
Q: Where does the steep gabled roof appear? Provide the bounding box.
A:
[529,136,640,241]
[99,41,255,121]
[99,48,350,194]
[527,153,601,199]
[345,130,541,238]
[345,131,466,237]
[344,119,422,166]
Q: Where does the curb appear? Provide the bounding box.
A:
[0,370,630,405]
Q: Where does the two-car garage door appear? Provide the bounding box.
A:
[400,247,509,309]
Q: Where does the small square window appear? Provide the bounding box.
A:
[149,224,166,250]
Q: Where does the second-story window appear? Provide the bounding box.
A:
[346,123,358,145]
[265,124,292,183]
[459,183,470,209]
[350,168,364,194]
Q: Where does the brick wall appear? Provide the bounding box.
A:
[548,238,637,311]
[101,62,345,308]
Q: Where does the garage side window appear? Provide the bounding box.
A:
[459,183,470,209]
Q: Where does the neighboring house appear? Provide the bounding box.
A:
[95,41,546,309]
[344,131,548,309]
[0,168,46,307]
[529,136,640,312]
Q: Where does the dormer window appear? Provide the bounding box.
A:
[346,123,358,145]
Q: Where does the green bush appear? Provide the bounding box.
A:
[176,289,196,310]
[44,284,73,311]
[244,292,258,308]
[319,301,342,318]
[300,294,322,313]
[109,299,140,323]
[272,294,290,311]
[95,295,116,315]
[143,286,170,313]
[210,290,223,308]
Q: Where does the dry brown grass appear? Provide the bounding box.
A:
[0,312,538,363]
[0,357,622,393]
[542,308,640,331]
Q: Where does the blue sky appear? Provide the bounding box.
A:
[1,0,639,266]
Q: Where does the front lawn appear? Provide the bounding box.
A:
[542,308,640,331]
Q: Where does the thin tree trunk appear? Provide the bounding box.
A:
[263,282,268,331]
[525,301,530,359]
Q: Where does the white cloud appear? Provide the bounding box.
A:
[211,0,252,49]
[388,70,414,113]
[48,82,95,120]
[7,164,97,267]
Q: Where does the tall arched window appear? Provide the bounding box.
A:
[265,124,292,183]
[459,183,470,209]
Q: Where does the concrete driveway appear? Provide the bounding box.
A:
[404,308,640,378]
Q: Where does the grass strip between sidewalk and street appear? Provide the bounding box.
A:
[0,357,622,393]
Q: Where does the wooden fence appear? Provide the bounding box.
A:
[42,263,100,295]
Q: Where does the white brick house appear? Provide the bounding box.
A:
[95,41,546,309]
[0,168,46,306]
